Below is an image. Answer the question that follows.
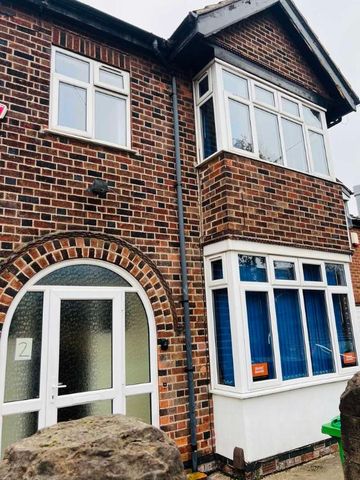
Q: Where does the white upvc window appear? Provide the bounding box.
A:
[194,60,334,179]
[205,243,359,395]
[50,47,130,148]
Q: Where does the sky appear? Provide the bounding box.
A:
[79,0,360,213]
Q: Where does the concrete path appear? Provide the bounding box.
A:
[209,454,343,479]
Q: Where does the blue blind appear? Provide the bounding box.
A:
[213,289,235,386]
[274,289,307,380]
[326,264,346,286]
[303,264,322,282]
[274,261,295,280]
[246,291,275,380]
[239,255,267,282]
[303,290,335,375]
[333,294,357,367]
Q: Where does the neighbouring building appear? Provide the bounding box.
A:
[0,0,359,477]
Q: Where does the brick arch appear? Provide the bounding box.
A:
[0,232,178,329]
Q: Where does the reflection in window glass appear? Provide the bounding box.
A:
[303,264,322,282]
[246,292,275,381]
[223,71,249,98]
[198,75,209,98]
[95,91,126,145]
[274,261,296,280]
[282,98,300,117]
[211,259,223,281]
[213,289,235,386]
[332,294,357,368]
[304,106,322,128]
[282,118,308,172]
[255,86,275,106]
[58,83,87,131]
[275,289,308,380]
[326,264,347,286]
[200,98,217,158]
[229,100,253,152]
[255,108,282,164]
[99,68,124,90]
[55,51,89,82]
[309,131,329,175]
[239,255,267,282]
[303,290,335,375]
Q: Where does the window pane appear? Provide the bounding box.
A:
[212,289,235,386]
[275,289,308,380]
[282,98,300,117]
[274,261,296,280]
[58,82,87,131]
[2,412,38,458]
[282,118,308,172]
[246,292,276,381]
[303,264,322,282]
[58,400,112,423]
[303,290,335,375]
[211,259,223,281]
[125,293,150,385]
[309,131,329,175]
[36,264,130,286]
[200,98,217,158]
[95,91,126,145]
[255,108,282,164]
[55,51,89,82]
[326,264,347,286]
[126,394,151,424]
[304,106,322,129]
[333,294,357,368]
[99,68,124,90]
[239,255,267,282]
[255,86,275,106]
[198,75,209,98]
[223,71,249,98]
[229,100,253,152]
[5,292,43,402]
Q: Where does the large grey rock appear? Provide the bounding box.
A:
[0,415,186,480]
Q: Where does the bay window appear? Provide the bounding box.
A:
[50,47,130,148]
[195,61,333,178]
[206,247,359,394]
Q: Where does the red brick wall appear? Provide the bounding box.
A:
[350,227,360,305]
[0,2,213,462]
[199,152,350,253]
[213,9,329,98]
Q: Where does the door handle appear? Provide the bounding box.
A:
[50,383,67,402]
[54,383,67,389]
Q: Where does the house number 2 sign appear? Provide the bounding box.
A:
[15,338,33,361]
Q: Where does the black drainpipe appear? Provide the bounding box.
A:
[171,75,198,473]
[152,39,198,473]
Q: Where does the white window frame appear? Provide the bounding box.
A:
[50,46,131,149]
[204,241,360,397]
[194,60,335,181]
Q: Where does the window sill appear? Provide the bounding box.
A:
[41,129,138,155]
[196,148,337,184]
[210,372,355,400]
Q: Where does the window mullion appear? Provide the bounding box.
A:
[303,125,314,174]
[268,289,283,384]
[299,288,314,378]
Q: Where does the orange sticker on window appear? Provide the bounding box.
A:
[252,363,269,378]
[343,352,357,365]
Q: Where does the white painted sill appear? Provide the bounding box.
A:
[42,128,139,155]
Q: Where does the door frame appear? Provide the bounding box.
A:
[0,259,159,452]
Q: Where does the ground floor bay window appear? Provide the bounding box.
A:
[205,241,360,461]
[0,260,158,457]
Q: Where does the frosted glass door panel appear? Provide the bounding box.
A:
[4,292,43,402]
[1,412,38,458]
[59,299,112,395]
[126,394,151,424]
[58,400,112,423]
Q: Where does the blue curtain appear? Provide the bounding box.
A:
[246,291,275,379]
[326,264,346,286]
[303,264,321,282]
[303,290,335,375]
[274,289,307,380]
[274,262,295,280]
[213,289,235,386]
[239,256,267,282]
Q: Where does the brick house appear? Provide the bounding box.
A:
[0,0,359,477]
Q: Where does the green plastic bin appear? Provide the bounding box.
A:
[322,416,344,465]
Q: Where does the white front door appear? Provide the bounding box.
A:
[0,261,158,457]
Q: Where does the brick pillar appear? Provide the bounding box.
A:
[340,372,360,479]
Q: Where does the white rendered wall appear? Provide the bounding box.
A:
[213,380,347,462]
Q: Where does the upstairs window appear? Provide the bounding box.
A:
[50,47,130,148]
[194,62,332,178]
